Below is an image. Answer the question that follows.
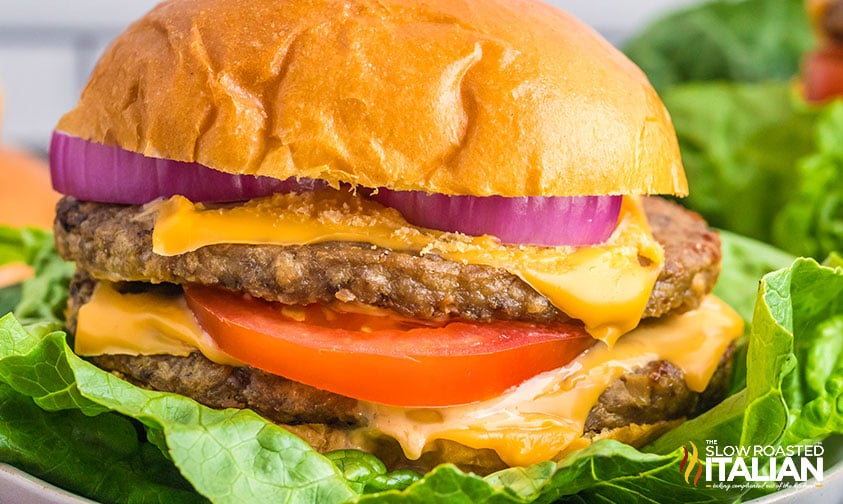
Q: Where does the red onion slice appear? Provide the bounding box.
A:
[50,131,322,204]
[372,189,622,246]
[50,132,621,246]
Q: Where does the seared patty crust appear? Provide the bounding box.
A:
[55,195,720,324]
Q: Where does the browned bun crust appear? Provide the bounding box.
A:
[56,0,686,197]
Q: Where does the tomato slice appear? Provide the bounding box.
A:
[184,284,595,407]
[804,43,843,102]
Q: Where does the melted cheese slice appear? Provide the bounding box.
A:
[75,282,242,366]
[150,191,664,343]
[75,286,743,468]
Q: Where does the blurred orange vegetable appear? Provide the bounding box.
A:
[0,146,60,230]
[0,86,62,287]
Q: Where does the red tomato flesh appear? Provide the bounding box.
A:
[804,42,843,102]
[184,284,595,407]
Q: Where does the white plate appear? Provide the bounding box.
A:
[2,435,841,503]
[0,464,96,504]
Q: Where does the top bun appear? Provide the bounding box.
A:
[56,0,687,197]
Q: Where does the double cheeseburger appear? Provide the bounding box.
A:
[51,0,743,474]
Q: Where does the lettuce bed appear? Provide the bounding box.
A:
[0,226,840,503]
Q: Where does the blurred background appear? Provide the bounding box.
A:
[0,0,702,153]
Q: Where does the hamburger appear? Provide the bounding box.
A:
[49,0,743,475]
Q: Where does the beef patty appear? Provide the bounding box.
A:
[55,195,720,324]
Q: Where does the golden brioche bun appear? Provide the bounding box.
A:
[57,0,686,197]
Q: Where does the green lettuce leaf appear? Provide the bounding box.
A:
[647,259,843,500]
[325,450,420,494]
[737,258,843,499]
[747,258,843,448]
[0,314,356,504]
[0,226,39,265]
[625,0,843,261]
[0,284,22,317]
[714,231,795,393]
[0,381,204,503]
[0,225,73,325]
[659,82,819,245]
[773,102,843,259]
[624,0,812,92]
[824,252,843,268]
[715,230,795,325]
[358,442,740,504]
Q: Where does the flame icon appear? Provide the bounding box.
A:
[679,441,703,486]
